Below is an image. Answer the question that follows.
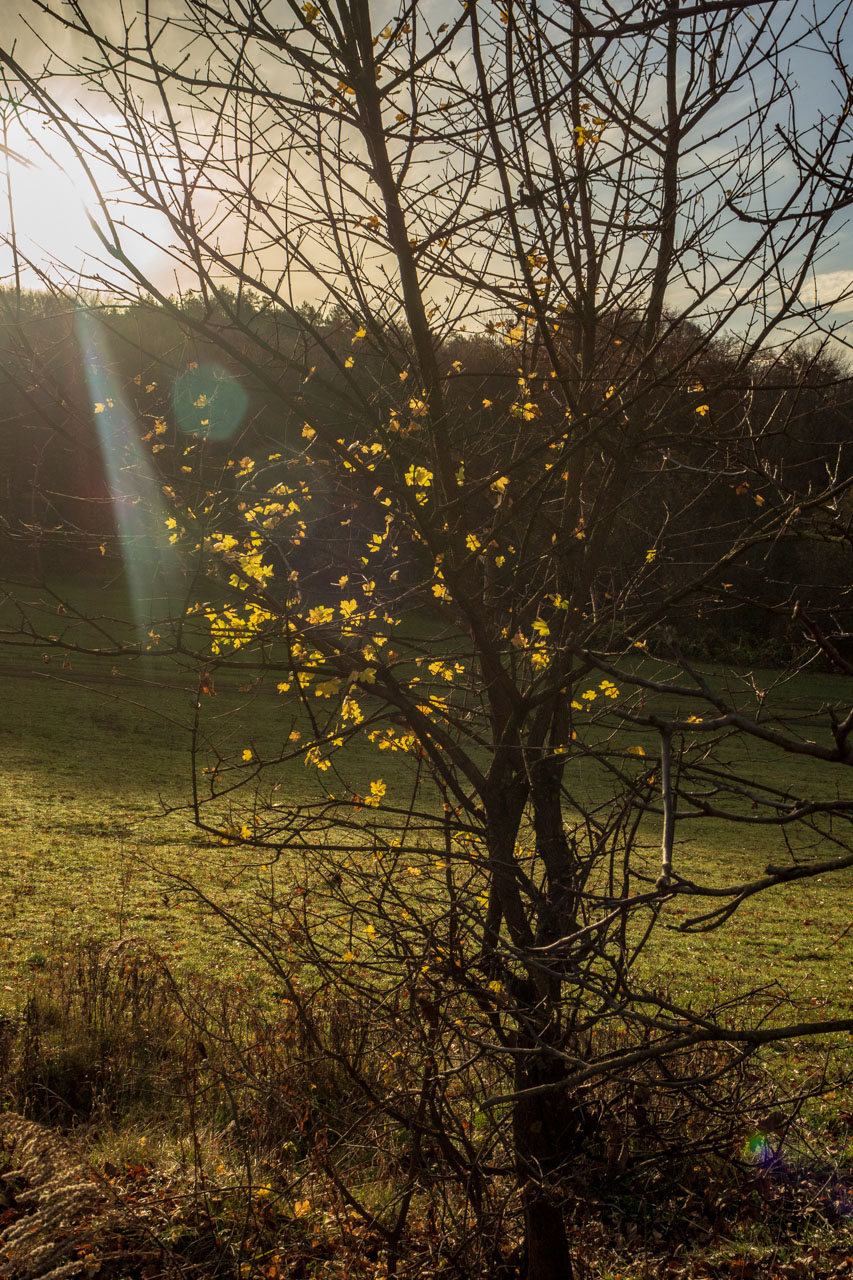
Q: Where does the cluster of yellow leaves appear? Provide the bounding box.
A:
[425,659,465,683]
[142,418,168,443]
[571,680,620,710]
[304,745,333,772]
[503,321,527,347]
[228,543,275,591]
[368,726,416,753]
[206,602,275,654]
[363,514,394,560]
[510,400,540,421]
[315,677,344,699]
[220,822,254,845]
[571,102,606,149]
[341,695,364,724]
[207,533,238,554]
[363,779,387,807]
[432,568,450,602]
[405,464,433,487]
[307,605,334,626]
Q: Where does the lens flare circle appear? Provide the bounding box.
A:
[173,362,248,441]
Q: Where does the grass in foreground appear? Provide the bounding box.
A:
[0,933,851,1280]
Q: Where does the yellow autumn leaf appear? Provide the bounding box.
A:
[315,677,343,697]
[307,605,334,625]
[364,778,386,807]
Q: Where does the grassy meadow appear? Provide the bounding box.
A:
[0,574,852,1026]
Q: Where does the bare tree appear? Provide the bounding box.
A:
[3,1,853,1275]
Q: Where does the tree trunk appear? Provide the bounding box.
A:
[513,1059,574,1280]
[522,1185,573,1280]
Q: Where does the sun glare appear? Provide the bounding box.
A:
[0,120,170,289]
[0,126,105,283]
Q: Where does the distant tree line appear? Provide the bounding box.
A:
[2,286,851,662]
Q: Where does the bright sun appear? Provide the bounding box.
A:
[0,125,106,282]
[0,121,169,290]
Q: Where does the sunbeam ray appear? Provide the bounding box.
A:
[75,307,182,646]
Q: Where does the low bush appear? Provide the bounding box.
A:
[0,935,849,1278]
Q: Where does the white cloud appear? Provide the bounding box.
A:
[803,270,853,314]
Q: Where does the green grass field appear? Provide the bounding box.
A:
[0,575,851,1044]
